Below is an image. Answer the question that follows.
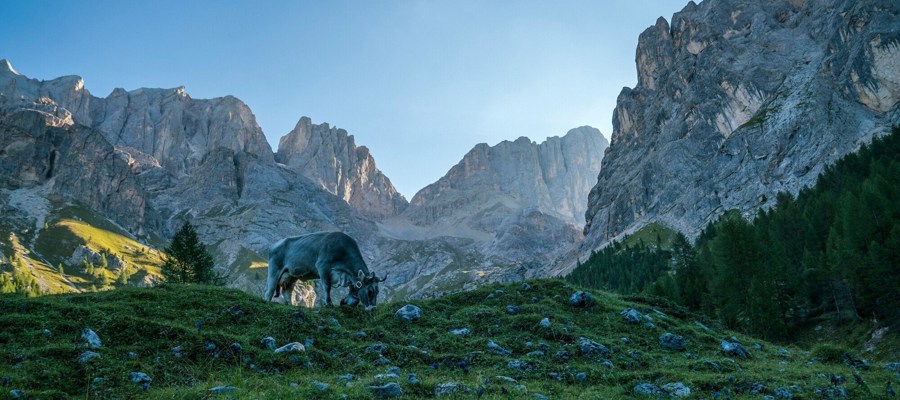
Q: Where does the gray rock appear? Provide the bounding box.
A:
[395,305,422,321]
[9,390,26,399]
[633,383,665,397]
[337,373,355,382]
[366,382,402,398]
[495,376,518,384]
[526,350,545,357]
[78,351,101,363]
[488,341,512,356]
[449,328,471,336]
[662,382,691,397]
[885,362,900,372]
[274,342,305,353]
[209,386,238,395]
[40,329,51,337]
[721,340,750,358]
[777,348,791,357]
[386,366,401,374]
[81,328,102,348]
[170,345,185,358]
[621,308,642,324]
[533,394,549,400]
[229,343,242,352]
[373,356,391,365]
[311,381,329,391]
[569,291,594,307]
[374,373,399,381]
[659,333,687,351]
[774,387,793,398]
[365,305,378,312]
[366,343,388,355]
[554,350,571,362]
[576,372,587,382]
[521,282,532,290]
[578,337,611,359]
[507,360,532,371]
[260,337,276,350]
[129,372,152,384]
[539,317,551,328]
[406,374,419,385]
[505,305,520,315]
[435,382,466,396]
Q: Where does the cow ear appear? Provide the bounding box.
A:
[357,270,365,281]
[376,273,387,282]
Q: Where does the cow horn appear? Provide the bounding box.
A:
[376,273,387,282]
[357,270,365,281]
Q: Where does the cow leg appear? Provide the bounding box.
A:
[263,257,280,302]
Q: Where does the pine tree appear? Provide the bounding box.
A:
[162,222,220,285]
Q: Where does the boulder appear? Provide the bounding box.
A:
[569,291,594,307]
[395,305,422,321]
[659,333,687,351]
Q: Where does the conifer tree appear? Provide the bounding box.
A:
[162,222,220,285]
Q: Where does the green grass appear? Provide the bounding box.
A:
[1,280,895,399]
[621,223,677,250]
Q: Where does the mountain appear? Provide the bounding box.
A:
[572,0,899,272]
[376,128,608,298]
[276,116,408,220]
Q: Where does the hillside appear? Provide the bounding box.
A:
[2,280,896,399]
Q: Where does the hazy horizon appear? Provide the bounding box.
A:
[0,1,689,199]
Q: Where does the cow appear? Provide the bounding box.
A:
[263,231,386,307]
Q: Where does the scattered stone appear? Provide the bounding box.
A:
[495,376,518,384]
[274,342,305,353]
[229,343,242,353]
[621,308,643,324]
[2,376,11,385]
[78,351,101,364]
[884,362,900,372]
[395,305,422,321]
[721,340,750,358]
[554,350,571,362]
[576,372,587,382]
[407,374,419,385]
[127,351,139,359]
[507,360,532,371]
[449,328,471,336]
[209,386,238,395]
[386,366,401,374]
[82,328,102,348]
[366,343,388,355]
[488,341,512,356]
[634,383,665,397]
[539,318,551,328]
[435,382,465,396]
[600,360,615,368]
[374,373,399,381]
[694,321,712,331]
[311,381,329,391]
[749,383,768,394]
[844,353,870,370]
[129,372,152,384]
[662,382,691,397]
[659,333,687,351]
[621,337,630,343]
[373,356,391,365]
[260,337,276,350]
[569,291,594,307]
[365,305,377,312]
[171,345,186,358]
[366,382,402,398]
[526,350,545,357]
[578,337,611,359]
[521,282,532,290]
[773,387,793,398]
[777,348,791,357]
[355,331,367,338]
[9,389,26,399]
[815,387,848,398]
[505,305,520,315]
[753,343,763,350]
[337,374,355,382]
[830,374,847,386]
[41,329,51,337]
[644,321,657,329]
[533,394,549,400]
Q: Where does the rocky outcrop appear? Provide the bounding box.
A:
[576,0,899,271]
[275,117,408,220]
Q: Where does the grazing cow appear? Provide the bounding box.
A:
[264,231,385,307]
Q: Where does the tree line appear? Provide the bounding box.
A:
[568,126,900,340]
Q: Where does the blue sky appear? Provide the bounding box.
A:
[0,1,688,198]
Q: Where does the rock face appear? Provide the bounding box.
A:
[275,116,408,220]
[578,0,900,267]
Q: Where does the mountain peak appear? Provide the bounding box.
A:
[0,59,18,75]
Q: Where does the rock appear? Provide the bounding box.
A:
[274,342,305,353]
[505,305,520,315]
[554,350,571,362]
[9,390,26,399]
[449,328,471,336]
[576,372,587,382]
[366,343,388,355]
[260,337,276,350]
[539,318,551,328]
[40,329,51,337]
[721,340,750,358]
[355,332,367,338]
[662,382,691,397]
[495,376,518,384]
[815,387,848,398]
[129,372,152,384]
[507,360,532,371]
[694,321,712,331]
[526,350,545,357]
[209,386,238,395]
[533,394,549,400]
[569,291,594,307]
[633,383,665,397]
[373,356,391,365]
[170,346,185,358]
[435,382,466,396]
[127,351,139,359]
[366,382,402,398]
[365,305,377,312]
[374,373,399,381]
[407,374,419,385]
[488,341,512,356]
[621,308,642,324]
[395,305,422,321]
[773,387,793,398]
[229,343,242,353]
[659,333,687,351]
[78,351,101,363]
[81,328,102,348]
[337,374,355,382]
[777,349,791,357]
[521,282,532,291]
[578,337,611,359]
[885,362,900,372]
[753,343,763,350]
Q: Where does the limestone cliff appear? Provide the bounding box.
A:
[575,0,899,273]
[275,117,408,220]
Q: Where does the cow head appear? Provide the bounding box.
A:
[346,270,386,307]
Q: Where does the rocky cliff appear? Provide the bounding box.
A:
[275,117,408,220]
[574,0,899,272]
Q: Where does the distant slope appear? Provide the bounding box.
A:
[1,280,895,399]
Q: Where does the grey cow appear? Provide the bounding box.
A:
[264,231,385,307]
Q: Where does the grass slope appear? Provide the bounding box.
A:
[2,280,896,399]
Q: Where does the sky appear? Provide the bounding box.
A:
[0,0,689,199]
